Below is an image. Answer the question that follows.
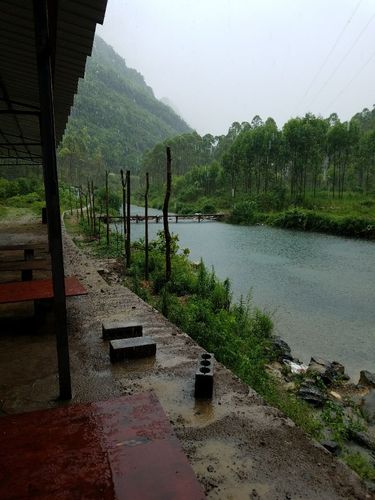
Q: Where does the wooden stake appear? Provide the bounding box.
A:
[91,180,96,236]
[120,169,126,256]
[87,181,92,233]
[105,170,109,246]
[145,172,149,280]
[126,170,131,267]
[79,185,83,220]
[163,147,172,282]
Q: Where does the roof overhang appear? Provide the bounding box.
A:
[0,0,107,168]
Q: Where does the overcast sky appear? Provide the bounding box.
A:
[97,0,375,136]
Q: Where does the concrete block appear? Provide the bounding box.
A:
[194,353,214,399]
[102,321,143,340]
[110,336,156,362]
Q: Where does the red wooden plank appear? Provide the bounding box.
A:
[0,276,87,304]
[0,392,205,500]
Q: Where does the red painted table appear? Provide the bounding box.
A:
[0,392,205,499]
[0,276,87,304]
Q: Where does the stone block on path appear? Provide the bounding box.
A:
[110,336,156,362]
[102,321,143,340]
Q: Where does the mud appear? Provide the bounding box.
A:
[0,214,373,499]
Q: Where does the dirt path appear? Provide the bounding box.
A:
[60,226,372,499]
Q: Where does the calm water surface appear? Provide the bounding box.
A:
[124,205,375,380]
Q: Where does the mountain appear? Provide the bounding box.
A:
[62,36,192,171]
[160,97,184,119]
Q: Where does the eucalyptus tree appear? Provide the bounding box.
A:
[357,129,375,193]
[327,120,359,198]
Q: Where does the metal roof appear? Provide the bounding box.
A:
[0,0,107,167]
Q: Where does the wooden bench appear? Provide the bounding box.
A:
[0,243,49,261]
[0,258,51,281]
[0,276,87,305]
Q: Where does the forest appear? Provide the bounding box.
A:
[142,108,375,201]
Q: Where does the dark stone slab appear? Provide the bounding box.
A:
[110,336,156,362]
[271,336,292,362]
[359,370,375,388]
[102,321,143,340]
[361,389,375,423]
[297,382,326,407]
[321,440,341,456]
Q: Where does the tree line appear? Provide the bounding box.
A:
[142,108,375,202]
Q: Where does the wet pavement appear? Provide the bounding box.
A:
[0,392,204,499]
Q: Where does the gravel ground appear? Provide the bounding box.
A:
[0,215,373,499]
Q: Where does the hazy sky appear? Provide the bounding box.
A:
[97,0,375,136]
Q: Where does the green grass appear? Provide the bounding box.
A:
[344,452,375,481]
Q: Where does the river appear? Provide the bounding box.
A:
[117,205,375,380]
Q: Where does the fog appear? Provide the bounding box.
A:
[97,0,375,135]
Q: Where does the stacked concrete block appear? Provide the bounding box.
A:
[194,353,214,399]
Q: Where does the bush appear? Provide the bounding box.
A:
[230,200,258,224]
[268,208,375,239]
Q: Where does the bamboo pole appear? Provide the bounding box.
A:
[163,147,172,282]
[145,172,149,280]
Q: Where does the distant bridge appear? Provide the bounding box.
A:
[99,213,225,224]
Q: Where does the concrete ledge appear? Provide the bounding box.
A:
[195,353,214,399]
[102,321,143,340]
[110,336,156,362]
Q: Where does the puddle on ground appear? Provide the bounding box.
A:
[132,376,234,428]
[192,439,264,499]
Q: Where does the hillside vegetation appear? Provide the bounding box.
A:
[58,36,191,182]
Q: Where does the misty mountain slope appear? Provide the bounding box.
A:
[64,36,191,169]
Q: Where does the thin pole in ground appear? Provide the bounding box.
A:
[105,170,109,246]
[163,147,172,282]
[125,169,131,267]
[145,172,149,280]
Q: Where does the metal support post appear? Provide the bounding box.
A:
[33,0,72,400]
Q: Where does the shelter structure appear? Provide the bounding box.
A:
[0,0,108,399]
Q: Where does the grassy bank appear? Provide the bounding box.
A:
[134,183,375,239]
[227,193,375,239]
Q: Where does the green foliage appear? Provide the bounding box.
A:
[230,201,258,224]
[321,401,365,446]
[343,452,375,481]
[95,187,121,214]
[266,208,375,238]
[0,176,45,214]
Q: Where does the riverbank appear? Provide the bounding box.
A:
[229,206,375,240]
[140,188,375,240]
[66,212,375,487]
